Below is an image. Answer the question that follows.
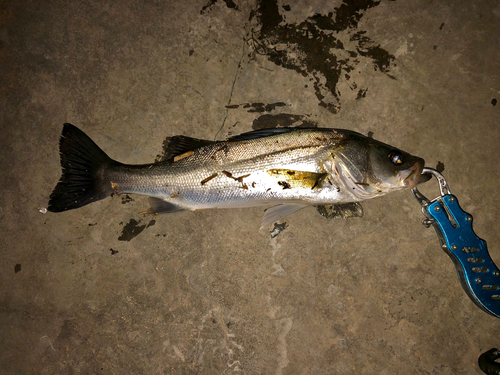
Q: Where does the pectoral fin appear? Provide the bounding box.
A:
[261,204,307,228]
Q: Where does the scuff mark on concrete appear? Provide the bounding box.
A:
[270,237,286,277]
[275,317,293,375]
[172,345,185,362]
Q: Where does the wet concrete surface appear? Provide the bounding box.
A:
[1,0,500,374]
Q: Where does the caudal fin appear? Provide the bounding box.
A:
[48,124,114,212]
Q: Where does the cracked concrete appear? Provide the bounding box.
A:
[1,0,500,374]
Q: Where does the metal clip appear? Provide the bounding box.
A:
[412,167,451,208]
[412,168,500,318]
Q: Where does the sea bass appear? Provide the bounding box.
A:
[48,124,424,226]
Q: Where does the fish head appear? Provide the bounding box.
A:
[331,136,424,200]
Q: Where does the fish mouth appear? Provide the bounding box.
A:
[402,161,424,189]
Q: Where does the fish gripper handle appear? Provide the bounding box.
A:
[412,168,500,318]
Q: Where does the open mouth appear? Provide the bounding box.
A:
[403,161,424,189]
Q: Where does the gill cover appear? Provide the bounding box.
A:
[332,136,425,200]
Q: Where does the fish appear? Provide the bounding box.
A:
[48,124,425,227]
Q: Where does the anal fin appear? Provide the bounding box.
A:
[141,197,186,215]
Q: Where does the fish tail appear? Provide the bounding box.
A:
[48,123,115,212]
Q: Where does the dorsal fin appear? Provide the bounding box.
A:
[156,136,215,162]
[226,128,299,142]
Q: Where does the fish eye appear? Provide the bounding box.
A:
[388,151,403,165]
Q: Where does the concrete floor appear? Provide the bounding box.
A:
[1,0,500,373]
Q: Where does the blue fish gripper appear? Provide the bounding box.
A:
[412,168,500,318]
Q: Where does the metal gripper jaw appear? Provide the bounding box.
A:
[412,168,500,318]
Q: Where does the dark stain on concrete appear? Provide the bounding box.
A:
[200,0,239,15]
[58,319,77,341]
[252,113,318,130]
[294,120,319,128]
[118,219,156,241]
[248,0,396,113]
[357,88,368,100]
[226,101,287,113]
[121,195,134,204]
[436,161,445,173]
[316,202,363,219]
